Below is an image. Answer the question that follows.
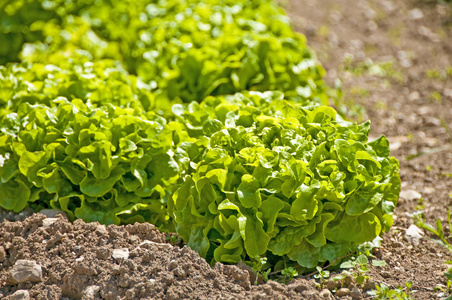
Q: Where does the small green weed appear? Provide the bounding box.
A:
[416,196,425,211]
[332,254,386,286]
[430,91,443,103]
[406,119,452,160]
[368,282,414,300]
[426,68,452,80]
[341,56,403,83]
[443,265,452,295]
[329,77,366,122]
[426,69,444,80]
[414,207,452,298]
[165,234,182,246]
[314,266,330,289]
[414,207,452,252]
[251,256,271,285]
[280,267,298,281]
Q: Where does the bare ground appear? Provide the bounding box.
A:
[288,0,452,298]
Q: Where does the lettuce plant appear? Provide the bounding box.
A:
[0,61,153,117]
[1,0,327,108]
[168,93,400,269]
[0,98,184,230]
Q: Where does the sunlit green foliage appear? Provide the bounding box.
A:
[0,0,400,272]
[0,97,181,230]
[168,93,400,269]
[1,0,327,109]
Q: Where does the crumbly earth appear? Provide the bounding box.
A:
[1,0,452,299]
[0,212,324,300]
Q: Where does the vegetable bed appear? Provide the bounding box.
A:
[0,0,400,277]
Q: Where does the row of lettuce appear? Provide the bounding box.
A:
[0,0,327,109]
[0,0,400,272]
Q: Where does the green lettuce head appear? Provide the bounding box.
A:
[0,97,184,231]
[169,92,400,270]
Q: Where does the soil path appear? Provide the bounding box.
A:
[288,0,452,298]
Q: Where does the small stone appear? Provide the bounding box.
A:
[350,287,363,299]
[417,106,431,115]
[111,265,121,275]
[387,136,409,152]
[39,209,67,218]
[418,26,440,42]
[319,288,334,299]
[168,259,178,270]
[381,0,396,12]
[350,39,364,50]
[367,21,378,31]
[42,218,59,228]
[96,247,111,260]
[343,275,353,287]
[397,50,409,59]
[335,288,351,297]
[399,190,422,201]
[82,285,100,300]
[118,273,130,288]
[137,240,171,250]
[444,89,452,100]
[409,8,424,20]
[381,271,391,278]
[0,246,6,262]
[408,91,420,101]
[237,261,258,284]
[423,187,435,195]
[428,245,437,253]
[9,290,30,300]
[4,242,12,250]
[363,281,376,291]
[172,266,186,279]
[400,59,412,68]
[425,117,441,127]
[112,248,129,260]
[405,224,424,246]
[8,260,43,284]
[125,289,135,299]
[95,225,108,235]
[73,259,98,276]
[47,231,65,248]
[364,8,376,19]
[326,280,339,291]
[292,282,310,292]
[391,241,404,248]
[330,11,343,22]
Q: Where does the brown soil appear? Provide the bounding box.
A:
[288,0,452,299]
[0,212,324,300]
[1,1,452,299]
